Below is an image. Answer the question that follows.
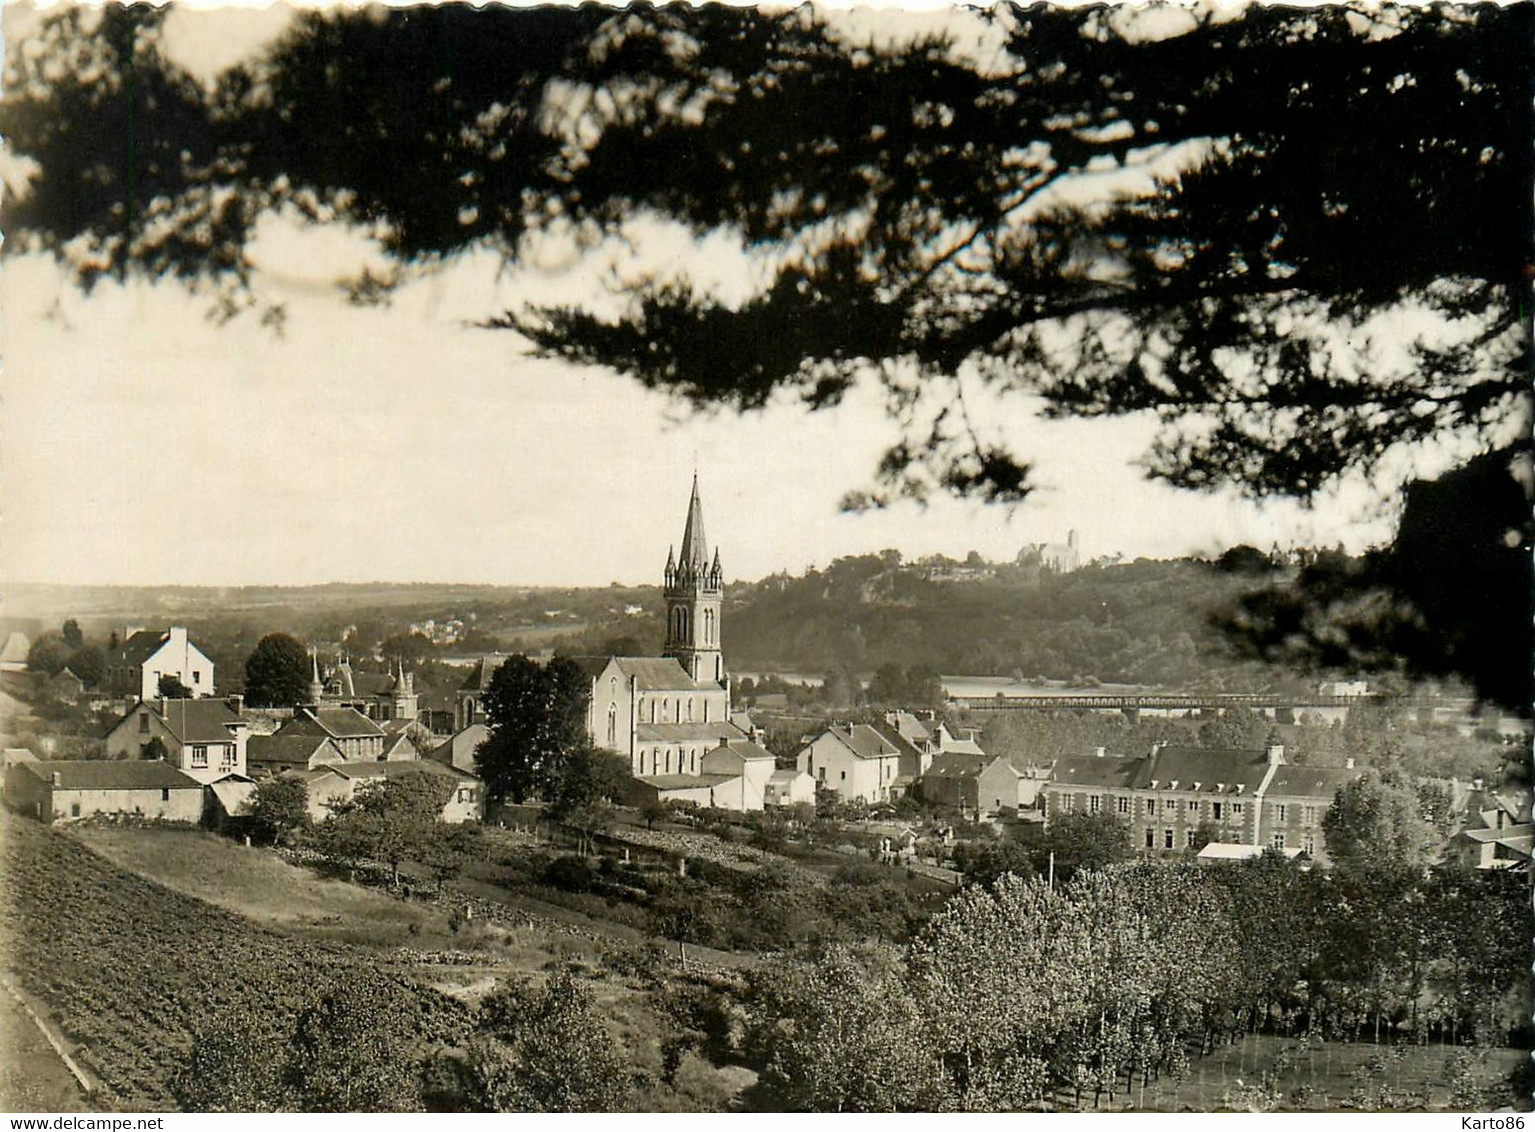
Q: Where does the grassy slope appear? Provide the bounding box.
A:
[59,823,755,1111]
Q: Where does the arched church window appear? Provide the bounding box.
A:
[675,698,682,723]
[606,703,618,745]
[649,699,657,724]
[703,700,710,722]
[687,697,694,721]
[665,749,671,774]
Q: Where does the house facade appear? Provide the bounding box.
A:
[246,732,344,775]
[106,627,216,700]
[764,768,816,807]
[1042,742,1363,865]
[103,697,250,784]
[6,760,205,823]
[293,761,484,823]
[274,707,388,762]
[918,753,1025,816]
[796,724,902,803]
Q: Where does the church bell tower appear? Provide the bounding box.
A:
[663,474,724,684]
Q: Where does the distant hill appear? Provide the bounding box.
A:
[7,553,1344,692]
[721,554,1320,691]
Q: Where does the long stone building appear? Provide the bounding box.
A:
[1042,742,1360,864]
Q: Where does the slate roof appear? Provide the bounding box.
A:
[114,629,209,667]
[819,723,900,761]
[885,711,935,746]
[301,708,385,740]
[458,655,509,692]
[247,733,341,767]
[637,773,736,790]
[636,720,744,743]
[923,753,989,780]
[614,657,714,692]
[1131,746,1273,793]
[868,719,926,763]
[1263,764,1360,799]
[1050,755,1144,789]
[150,699,244,745]
[20,759,202,790]
[565,656,616,680]
[706,739,775,764]
[329,759,479,784]
[768,768,811,784]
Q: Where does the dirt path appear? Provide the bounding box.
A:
[0,976,97,1111]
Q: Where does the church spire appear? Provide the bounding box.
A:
[678,472,708,571]
[307,649,324,706]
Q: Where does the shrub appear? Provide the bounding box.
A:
[542,855,597,894]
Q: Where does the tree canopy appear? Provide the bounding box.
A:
[243,632,313,708]
[476,655,591,805]
[5,3,1528,707]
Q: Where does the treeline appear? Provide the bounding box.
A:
[738,858,1531,1111]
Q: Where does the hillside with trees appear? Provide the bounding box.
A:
[722,552,1361,692]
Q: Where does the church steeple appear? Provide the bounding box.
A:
[663,475,724,684]
[307,649,324,707]
[678,473,708,573]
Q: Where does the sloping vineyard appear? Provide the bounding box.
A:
[0,816,469,1110]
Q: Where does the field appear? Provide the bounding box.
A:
[0,813,471,1109]
[7,817,757,1112]
[7,814,1528,1112]
[1073,1034,1528,1112]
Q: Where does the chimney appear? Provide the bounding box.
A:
[168,626,188,650]
[226,693,244,714]
[51,772,61,787]
[1266,744,1286,766]
[1472,775,1484,791]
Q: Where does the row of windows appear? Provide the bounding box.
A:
[636,747,704,776]
[188,744,238,770]
[1062,792,1246,820]
[1140,827,1317,854]
[1059,792,1325,827]
[668,606,719,645]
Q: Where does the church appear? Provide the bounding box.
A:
[578,476,751,780]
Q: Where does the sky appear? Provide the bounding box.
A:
[0,1,1405,589]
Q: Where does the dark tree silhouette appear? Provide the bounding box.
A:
[243,632,312,708]
[4,3,1528,707]
[477,655,591,805]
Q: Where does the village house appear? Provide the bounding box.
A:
[106,627,216,700]
[272,707,389,762]
[103,697,250,784]
[431,723,488,775]
[246,731,345,775]
[764,767,816,807]
[5,759,205,824]
[918,752,1026,816]
[285,760,483,823]
[796,723,902,804]
[870,714,935,796]
[697,739,776,811]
